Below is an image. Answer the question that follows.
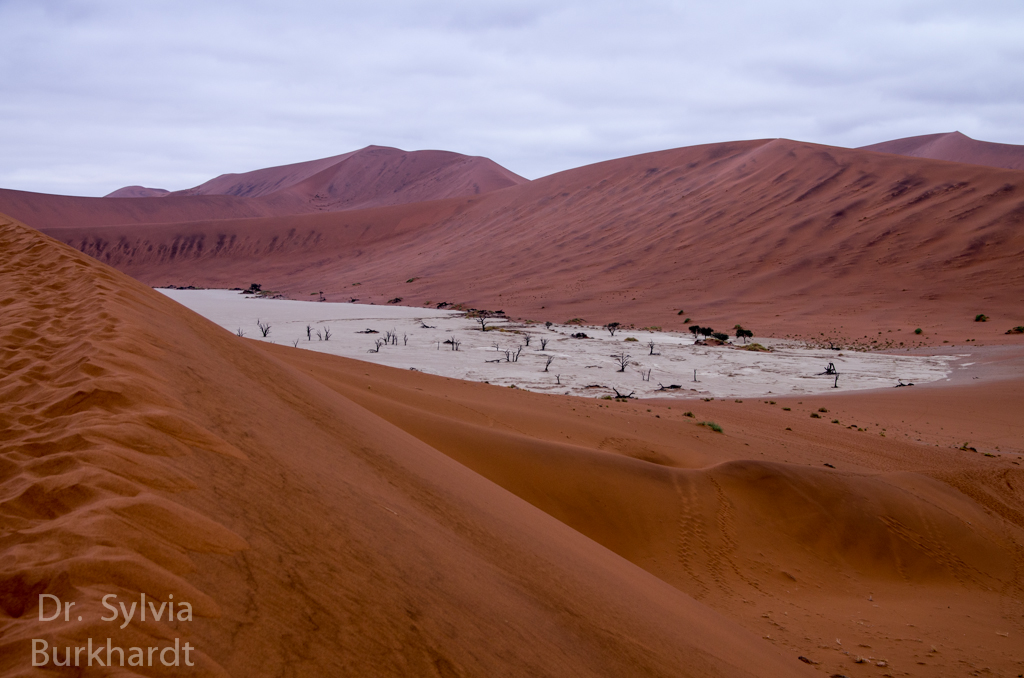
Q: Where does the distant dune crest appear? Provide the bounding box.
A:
[860,131,1024,171]
[104,145,528,210]
[104,185,170,198]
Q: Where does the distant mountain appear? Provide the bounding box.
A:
[44,138,1024,342]
[104,185,170,198]
[860,131,1024,171]
[3,145,528,230]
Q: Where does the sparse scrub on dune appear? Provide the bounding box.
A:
[697,421,722,433]
[1006,326,1024,335]
[975,314,988,322]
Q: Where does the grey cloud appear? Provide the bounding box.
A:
[1,0,1022,196]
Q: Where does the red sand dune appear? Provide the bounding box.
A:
[37,138,1024,346]
[861,131,1024,172]
[1,214,819,677]
[4,212,1022,676]
[104,186,170,198]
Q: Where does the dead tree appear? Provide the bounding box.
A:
[615,353,632,372]
[639,368,651,381]
[306,324,313,341]
[833,374,839,389]
[606,322,621,337]
[647,340,659,355]
[236,328,245,337]
[420,321,436,329]
[256,319,271,337]
[390,329,398,345]
[656,383,683,391]
[819,362,838,375]
[448,336,461,351]
[369,338,385,353]
[292,338,300,348]
[512,345,523,362]
[611,387,635,399]
[544,355,555,372]
[524,335,531,347]
[475,311,494,332]
[317,326,333,341]
[539,338,549,350]
[555,374,561,384]
[403,333,409,346]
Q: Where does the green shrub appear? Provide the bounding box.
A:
[975,314,988,322]
[698,421,723,433]
[624,337,639,342]
[818,407,829,413]
[1006,326,1024,335]
[810,412,821,418]
[683,411,695,418]
[914,328,923,335]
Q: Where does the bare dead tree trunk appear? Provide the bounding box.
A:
[256,319,271,337]
[524,335,531,347]
[544,355,555,372]
[403,333,409,346]
[236,328,245,337]
[539,338,549,350]
[615,353,631,372]
[306,325,313,341]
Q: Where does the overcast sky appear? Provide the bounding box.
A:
[2,0,1022,196]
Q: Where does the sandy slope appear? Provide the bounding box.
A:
[42,138,1024,346]
[3,146,527,233]
[264,341,1024,678]
[1,214,822,677]
[861,132,1024,172]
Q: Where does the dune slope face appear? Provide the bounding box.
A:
[0,146,526,233]
[0,214,816,677]
[861,131,1024,171]
[47,139,1024,342]
[262,345,1024,678]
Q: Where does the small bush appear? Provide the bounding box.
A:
[818,407,829,413]
[698,421,723,433]
[975,314,988,322]
[624,337,638,342]
[1006,326,1024,335]
[810,412,821,418]
[831,419,840,424]
[711,332,729,341]
[683,411,694,418]
[914,328,923,335]
[388,297,403,304]
[742,343,769,352]
[406,277,418,283]
[677,310,685,315]
[782,407,791,411]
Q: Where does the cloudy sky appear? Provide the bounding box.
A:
[2,0,1022,196]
